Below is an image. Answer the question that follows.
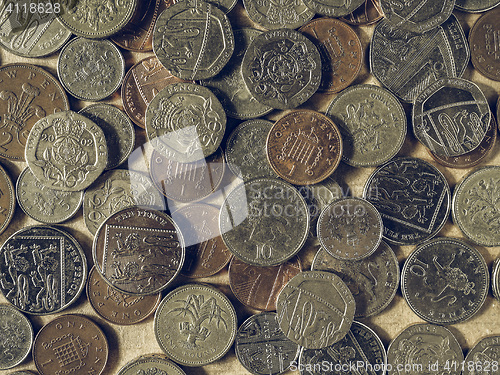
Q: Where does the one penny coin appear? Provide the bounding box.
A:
[0,163,15,235]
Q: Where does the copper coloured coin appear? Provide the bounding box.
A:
[266,110,343,185]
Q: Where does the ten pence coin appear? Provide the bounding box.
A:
[302,0,365,17]
[0,163,14,235]
[242,0,314,29]
[0,304,33,369]
[117,354,186,375]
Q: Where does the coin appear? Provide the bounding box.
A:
[242,28,321,110]
[207,0,238,13]
[0,225,87,315]
[16,167,83,224]
[341,0,384,25]
[242,0,314,29]
[153,0,234,80]
[228,256,302,311]
[219,178,309,267]
[235,312,300,375]
[276,271,355,349]
[302,0,365,17]
[58,37,125,101]
[266,110,343,185]
[0,304,33,370]
[0,63,70,160]
[87,266,161,325]
[326,84,406,167]
[401,237,488,325]
[299,18,363,93]
[463,336,500,375]
[33,314,108,375]
[8,372,36,375]
[117,354,186,375]
[154,283,237,366]
[493,257,500,301]
[0,163,14,235]
[363,157,450,245]
[455,0,500,12]
[145,82,226,163]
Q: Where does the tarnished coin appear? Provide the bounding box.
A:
[463,336,500,375]
[0,63,70,160]
[0,163,14,235]
[312,241,399,318]
[228,256,302,311]
[455,0,500,12]
[33,314,108,375]
[79,104,135,170]
[341,0,384,25]
[0,304,33,370]
[58,37,125,101]
[25,110,108,192]
[87,266,161,325]
[370,15,469,103]
[242,0,314,29]
[145,82,226,163]
[117,354,186,375]
[326,84,406,167]
[302,0,365,17]
[276,271,355,349]
[16,167,83,224]
[154,283,237,366]
[220,178,309,267]
[470,8,500,81]
[452,166,500,246]
[266,110,343,185]
[299,18,363,93]
[401,237,488,325]
[363,157,450,245]
[242,29,321,110]
[153,0,234,80]
[93,207,184,295]
[235,312,300,375]
[493,257,500,301]
[0,225,87,315]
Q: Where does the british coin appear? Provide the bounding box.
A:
[87,266,161,325]
[0,63,70,160]
[463,336,500,375]
[83,169,165,235]
[493,257,500,301]
[370,14,469,103]
[79,104,135,170]
[302,0,365,17]
[201,28,273,120]
[16,167,83,224]
[469,8,500,81]
[219,178,309,267]
[242,0,314,29]
[58,37,125,101]
[276,271,355,349]
[153,0,234,80]
[299,18,363,93]
[363,157,450,245]
[455,0,500,12]
[401,237,488,325]
[452,166,500,246]
[228,256,302,311]
[413,77,490,157]
[25,110,108,192]
[312,241,399,318]
[266,110,343,185]
[33,314,108,375]
[154,283,237,366]
[241,28,321,109]
[145,82,226,163]
[326,84,406,167]
[0,304,33,370]
[341,0,384,25]
[0,225,87,315]
[207,0,238,13]
[8,372,36,375]
[0,163,14,235]
[117,354,186,375]
[235,312,300,375]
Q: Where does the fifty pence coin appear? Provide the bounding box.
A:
[463,336,500,375]
[341,0,384,25]
[302,0,365,17]
[0,304,33,370]
[117,354,186,375]
[0,163,15,235]
[242,0,314,29]
[455,0,500,12]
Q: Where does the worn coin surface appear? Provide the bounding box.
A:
[341,0,384,25]
[0,225,87,315]
[33,314,108,375]
[267,110,343,185]
[117,354,186,375]
[220,178,309,266]
[93,207,184,295]
[154,283,237,366]
[276,271,355,349]
[242,0,314,29]
[0,304,33,370]
[58,37,125,101]
[302,0,365,17]
[463,336,500,375]
[242,29,321,109]
[469,8,500,82]
[235,312,300,375]
[455,0,500,12]
[326,84,406,167]
[0,163,14,235]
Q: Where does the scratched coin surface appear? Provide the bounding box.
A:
[220,178,309,267]
[0,225,87,315]
[455,0,500,12]
[276,271,355,349]
[302,0,365,17]
[117,354,186,375]
[341,0,384,25]
[228,256,302,311]
[242,0,314,29]
[469,8,500,82]
[154,283,237,366]
[462,336,500,375]
[0,304,33,370]
[266,110,343,185]
[0,163,14,235]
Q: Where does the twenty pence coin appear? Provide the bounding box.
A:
[242,0,314,29]
[302,0,365,17]
[0,304,33,369]
[341,0,384,25]
[117,354,186,375]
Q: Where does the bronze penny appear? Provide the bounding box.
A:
[87,266,161,325]
[33,314,108,375]
[0,163,15,235]
[470,7,500,82]
[0,63,69,160]
[299,18,363,93]
[266,109,343,185]
[341,0,384,25]
[228,256,302,311]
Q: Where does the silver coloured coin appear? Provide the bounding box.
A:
[0,304,33,369]
[455,0,500,12]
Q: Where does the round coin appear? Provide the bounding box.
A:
[341,0,384,25]
[0,163,15,235]
[154,283,237,366]
[302,0,365,17]
[455,0,500,12]
[493,257,500,301]
[242,0,314,29]
[0,304,33,370]
[469,7,500,81]
[117,354,186,375]
[463,336,500,375]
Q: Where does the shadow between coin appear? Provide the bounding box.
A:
[92,317,120,371]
